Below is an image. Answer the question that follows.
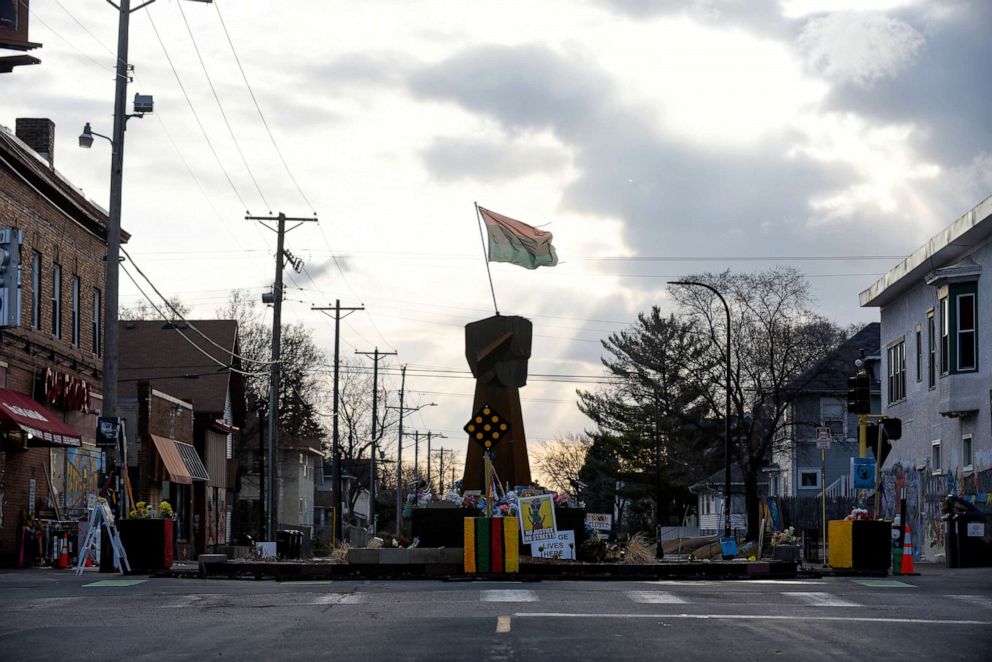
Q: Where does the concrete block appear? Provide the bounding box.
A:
[438,547,465,564]
[346,548,379,565]
[409,548,442,564]
[378,548,411,564]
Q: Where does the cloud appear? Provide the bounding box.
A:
[421,135,569,182]
[596,0,790,35]
[797,12,925,86]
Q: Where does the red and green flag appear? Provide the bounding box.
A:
[479,207,558,270]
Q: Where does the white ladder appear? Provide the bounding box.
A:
[75,499,131,576]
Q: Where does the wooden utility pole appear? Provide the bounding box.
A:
[312,300,365,544]
[355,347,397,535]
[247,212,317,540]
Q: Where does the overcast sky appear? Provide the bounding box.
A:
[4,0,990,473]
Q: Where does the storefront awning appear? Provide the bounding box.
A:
[149,434,193,485]
[176,440,209,482]
[0,387,82,447]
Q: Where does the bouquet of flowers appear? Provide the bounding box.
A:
[845,507,872,521]
[771,526,797,545]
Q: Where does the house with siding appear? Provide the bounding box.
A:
[770,323,881,499]
[859,195,992,561]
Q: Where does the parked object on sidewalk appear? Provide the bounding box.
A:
[828,519,889,571]
[942,496,992,568]
[900,525,916,574]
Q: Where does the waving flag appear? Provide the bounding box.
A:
[479,207,558,270]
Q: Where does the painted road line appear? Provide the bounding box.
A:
[642,580,712,586]
[627,591,687,604]
[83,579,148,588]
[481,590,539,603]
[947,595,992,609]
[852,579,915,588]
[15,597,83,610]
[786,592,860,607]
[311,593,366,605]
[496,616,512,633]
[512,613,992,625]
[740,580,827,585]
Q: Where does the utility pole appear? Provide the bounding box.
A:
[413,431,420,481]
[312,299,365,544]
[248,212,317,540]
[355,347,397,535]
[433,448,453,494]
[395,365,406,536]
[410,431,446,491]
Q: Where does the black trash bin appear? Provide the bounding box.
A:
[956,511,992,568]
[276,530,290,558]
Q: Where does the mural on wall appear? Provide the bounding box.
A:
[206,489,227,548]
[64,447,103,514]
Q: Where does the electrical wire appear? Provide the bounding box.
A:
[175,0,270,212]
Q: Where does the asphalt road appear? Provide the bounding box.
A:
[1,566,990,661]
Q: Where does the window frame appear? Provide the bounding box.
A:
[931,440,942,476]
[915,324,922,382]
[956,292,976,372]
[820,397,846,436]
[887,339,906,404]
[798,469,821,490]
[30,251,41,329]
[51,262,61,338]
[962,434,973,473]
[927,310,936,389]
[940,296,949,375]
[92,288,101,356]
[70,275,80,347]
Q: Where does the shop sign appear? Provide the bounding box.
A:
[96,417,122,448]
[531,530,575,560]
[38,368,91,414]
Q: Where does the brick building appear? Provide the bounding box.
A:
[0,119,114,565]
[119,320,244,557]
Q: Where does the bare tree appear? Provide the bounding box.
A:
[532,434,592,494]
[669,267,845,539]
[120,296,190,321]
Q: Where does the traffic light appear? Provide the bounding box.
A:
[0,227,23,328]
[847,370,871,414]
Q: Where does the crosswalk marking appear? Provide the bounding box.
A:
[786,592,860,607]
[481,589,538,603]
[947,595,992,609]
[311,593,365,605]
[626,591,687,604]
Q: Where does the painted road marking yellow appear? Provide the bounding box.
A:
[496,615,512,633]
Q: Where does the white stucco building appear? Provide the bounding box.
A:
[860,195,992,561]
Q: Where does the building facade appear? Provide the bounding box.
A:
[0,119,109,565]
[860,196,992,561]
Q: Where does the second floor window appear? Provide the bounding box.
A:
[927,311,936,388]
[915,325,922,382]
[51,263,61,338]
[31,251,41,329]
[887,340,906,404]
[957,293,976,371]
[92,288,101,356]
[71,276,80,347]
[940,296,949,374]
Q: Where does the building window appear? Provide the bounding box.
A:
[931,440,941,475]
[887,340,906,404]
[31,251,41,329]
[820,397,845,436]
[940,296,949,375]
[927,311,936,389]
[956,293,976,371]
[71,275,80,347]
[51,263,61,338]
[92,288,101,356]
[962,434,973,472]
[915,324,922,382]
[799,469,820,490]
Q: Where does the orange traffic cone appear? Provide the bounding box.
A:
[900,524,916,575]
[56,532,69,569]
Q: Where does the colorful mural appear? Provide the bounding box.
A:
[64,447,103,515]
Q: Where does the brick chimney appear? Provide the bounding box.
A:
[15,117,55,167]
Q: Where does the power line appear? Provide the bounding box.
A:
[213,0,315,213]
[175,0,270,212]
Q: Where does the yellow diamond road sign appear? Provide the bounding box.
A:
[464,404,510,450]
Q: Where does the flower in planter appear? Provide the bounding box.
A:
[772,526,797,545]
[159,501,174,518]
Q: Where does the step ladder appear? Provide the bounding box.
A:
[75,499,131,576]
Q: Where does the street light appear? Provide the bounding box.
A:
[668,280,733,540]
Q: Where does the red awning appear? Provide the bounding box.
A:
[0,387,82,447]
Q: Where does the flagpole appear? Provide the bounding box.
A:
[474,201,500,315]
